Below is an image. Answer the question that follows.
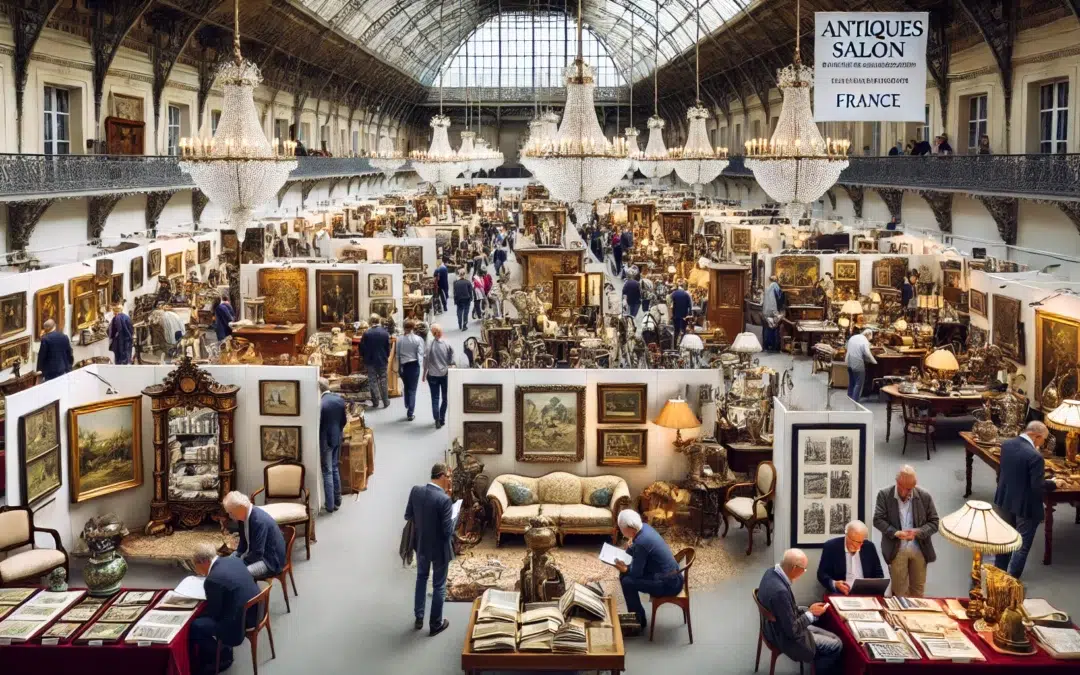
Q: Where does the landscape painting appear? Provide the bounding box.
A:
[260,425,301,461]
[596,383,647,424]
[19,401,62,505]
[463,384,502,413]
[516,385,585,463]
[463,421,503,455]
[68,396,143,502]
[597,428,647,466]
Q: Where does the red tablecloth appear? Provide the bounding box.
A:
[0,588,201,675]
[821,599,1077,674]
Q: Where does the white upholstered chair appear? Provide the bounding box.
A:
[721,461,776,555]
[250,461,314,560]
[0,505,68,585]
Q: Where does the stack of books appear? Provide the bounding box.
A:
[471,590,520,652]
[552,617,588,653]
[518,602,564,652]
[558,583,608,622]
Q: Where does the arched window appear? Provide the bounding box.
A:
[439,12,625,89]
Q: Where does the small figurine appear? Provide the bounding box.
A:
[44,567,68,592]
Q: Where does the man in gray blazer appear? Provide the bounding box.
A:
[405,463,455,636]
[873,465,940,597]
[757,549,841,675]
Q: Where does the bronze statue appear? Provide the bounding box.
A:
[519,514,566,604]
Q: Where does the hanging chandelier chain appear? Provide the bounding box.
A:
[653,0,659,115]
[695,0,700,105]
[232,0,241,64]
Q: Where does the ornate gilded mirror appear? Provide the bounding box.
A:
[142,358,239,534]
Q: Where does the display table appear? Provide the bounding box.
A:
[460,596,624,674]
[881,384,987,442]
[0,587,202,675]
[820,598,1077,674]
[232,322,307,359]
[960,431,1080,565]
[723,440,772,474]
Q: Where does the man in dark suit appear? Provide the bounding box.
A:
[622,275,641,318]
[359,315,391,408]
[817,520,885,595]
[452,270,473,331]
[670,281,693,341]
[433,258,449,313]
[873,465,939,597]
[37,319,73,381]
[405,463,455,636]
[994,421,1060,578]
[223,491,286,578]
[188,543,261,675]
[758,548,842,674]
[319,378,347,513]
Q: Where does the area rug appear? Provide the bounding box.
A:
[119,529,239,562]
[444,529,747,605]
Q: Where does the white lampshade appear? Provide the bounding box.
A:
[838,316,850,328]
[1047,399,1080,431]
[893,318,908,332]
[940,500,1022,554]
[840,300,863,315]
[870,292,882,303]
[925,349,960,372]
[730,332,763,354]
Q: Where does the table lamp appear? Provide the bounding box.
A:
[1046,399,1080,465]
[730,331,763,366]
[939,500,1021,621]
[840,300,863,336]
[925,348,960,390]
[654,398,704,478]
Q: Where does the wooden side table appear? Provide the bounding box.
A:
[680,475,735,539]
[232,323,306,360]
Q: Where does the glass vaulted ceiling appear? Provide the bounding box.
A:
[296,0,747,87]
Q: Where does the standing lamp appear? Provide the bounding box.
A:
[654,398,704,479]
[925,348,960,393]
[939,500,1021,622]
[1046,399,1080,465]
[730,332,763,366]
[839,300,863,336]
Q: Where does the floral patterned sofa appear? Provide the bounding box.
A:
[486,471,631,545]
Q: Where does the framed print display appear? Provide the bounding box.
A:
[260,425,301,461]
[315,270,358,329]
[369,299,395,321]
[596,428,647,466]
[969,289,987,318]
[110,273,124,305]
[463,383,502,413]
[551,274,584,310]
[148,248,161,277]
[95,258,113,284]
[833,259,859,282]
[259,380,300,416]
[68,396,143,503]
[340,248,367,262]
[1034,310,1080,410]
[585,272,604,307]
[368,273,392,298]
[871,257,908,291]
[184,249,195,268]
[0,291,27,338]
[596,383,647,424]
[70,274,95,300]
[130,256,144,291]
[992,294,1024,363]
[73,292,98,330]
[731,227,751,254]
[165,252,182,277]
[390,245,423,271]
[790,423,866,547]
[18,401,62,505]
[515,385,586,463]
[198,240,211,263]
[463,421,503,455]
[0,336,32,368]
[257,267,308,325]
[34,284,64,339]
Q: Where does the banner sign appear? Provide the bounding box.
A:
[813,12,928,122]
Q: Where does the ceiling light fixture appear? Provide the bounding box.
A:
[410,0,464,193]
[636,0,674,182]
[623,9,641,180]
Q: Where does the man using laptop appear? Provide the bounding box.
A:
[817,520,885,595]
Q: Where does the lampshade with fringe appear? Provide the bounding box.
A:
[940,500,1021,620]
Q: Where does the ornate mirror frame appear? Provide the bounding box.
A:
[142,358,240,534]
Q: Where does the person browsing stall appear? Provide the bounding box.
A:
[423,324,454,429]
[614,509,681,631]
[845,329,877,402]
[397,319,425,421]
[817,520,884,595]
[319,378,347,513]
[223,491,286,578]
[359,315,391,408]
[188,543,262,675]
[757,549,842,675]
[873,465,939,597]
[37,319,73,381]
[994,421,1061,578]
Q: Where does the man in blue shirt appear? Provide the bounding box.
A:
[670,281,693,342]
[319,378,347,513]
[613,510,680,631]
[622,276,641,318]
[359,315,391,408]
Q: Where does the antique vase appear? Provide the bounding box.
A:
[81,514,129,596]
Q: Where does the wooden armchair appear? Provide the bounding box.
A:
[216,581,275,675]
[0,505,68,586]
[901,399,936,460]
[649,547,696,644]
[722,461,776,555]
[250,462,314,560]
[754,588,813,675]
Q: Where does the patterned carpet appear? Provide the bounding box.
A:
[119,529,240,562]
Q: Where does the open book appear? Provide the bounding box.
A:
[598,542,632,567]
[848,620,901,644]
[558,583,608,622]
[1024,599,1070,625]
[477,589,520,623]
[1033,626,1080,659]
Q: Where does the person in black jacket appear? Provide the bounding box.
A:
[816,520,885,595]
[37,319,73,381]
[433,259,449,314]
[319,378,347,513]
[359,315,391,407]
[994,422,1060,578]
[622,276,641,317]
[188,543,261,675]
[670,281,693,341]
[452,270,472,331]
[758,549,841,674]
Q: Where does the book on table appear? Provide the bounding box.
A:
[837,610,883,622]
[829,596,882,612]
[520,605,565,625]
[865,640,921,660]
[552,618,588,654]
[847,620,901,644]
[1024,599,1071,626]
[558,583,608,621]
[1032,626,1080,659]
[477,589,520,623]
[911,632,985,661]
[472,635,517,652]
[893,611,958,635]
[471,619,517,641]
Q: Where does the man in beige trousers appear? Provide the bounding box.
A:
[873,466,940,597]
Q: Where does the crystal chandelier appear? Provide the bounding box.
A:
[622,10,641,180]
[520,0,629,223]
[178,0,296,243]
[409,0,462,194]
[745,0,849,211]
[370,132,406,176]
[636,0,674,181]
[458,130,478,179]
[474,137,504,172]
[672,2,727,192]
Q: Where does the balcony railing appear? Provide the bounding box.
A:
[0,154,409,200]
[722,154,1080,200]
[426,86,628,103]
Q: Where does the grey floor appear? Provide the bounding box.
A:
[100,259,1080,675]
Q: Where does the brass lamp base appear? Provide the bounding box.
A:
[673,430,702,479]
[967,550,986,620]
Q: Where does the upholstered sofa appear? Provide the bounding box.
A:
[486,472,631,545]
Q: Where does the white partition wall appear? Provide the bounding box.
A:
[320,237,438,273]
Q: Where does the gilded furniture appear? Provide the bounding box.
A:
[142,358,240,534]
[0,505,67,586]
[216,581,276,675]
[251,461,314,560]
[232,323,307,360]
[255,524,298,614]
[721,460,776,555]
[754,588,813,675]
[900,399,936,460]
[486,472,630,545]
[649,547,696,644]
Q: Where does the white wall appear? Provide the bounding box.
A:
[320,237,438,273]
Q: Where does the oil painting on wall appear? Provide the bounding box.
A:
[596,428,647,466]
[34,285,64,339]
[68,396,143,502]
[258,267,308,325]
[516,385,585,463]
[1035,310,1079,410]
[260,425,301,461]
[596,383,647,424]
[992,294,1024,363]
[463,421,503,455]
[316,270,358,329]
[19,401,62,505]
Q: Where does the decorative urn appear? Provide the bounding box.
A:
[81,514,129,596]
[972,404,999,444]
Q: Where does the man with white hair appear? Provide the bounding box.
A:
[187,542,261,674]
[757,548,842,674]
[223,491,286,578]
[816,520,884,595]
[994,421,1061,578]
[845,328,878,401]
[614,509,681,632]
[873,465,940,597]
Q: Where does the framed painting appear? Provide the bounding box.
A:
[184,248,195,268]
[68,396,143,503]
[260,425,301,461]
[198,240,211,264]
[95,258,113,284]
[69,274,95,302]
[165,252,183,278]
[551,274,584,311]
[241,227,265,264]
[969,289,987,318]
[1034,310,1080,411]
[34,285,64,339]
[0,336,32,368]
[340,248,368,262]
[790,423,867,548]
[463,383,502,414]
[596,383,647,424]
[515,385,586,463]
[660,212,693,245]
[130,256,144,291]
[96,282,109,313]
[104,116,145,155]
[731,227,751,254]
[871,257,908,291]
[833,259,859,283]
[463,421,503,455]
[73,292,98,330]
[221,232,238,255]
[110,273,124,305]
[19,401,62,505]
[148,249,161,277]
[0,291,28,339]
[969,325,988,349]
[368,273,393,298]
[257,267,308,325]
[772,256,820,289]
[597,428,647,466]
[391,245,423,271]
[259,380,300,416]
[992,294,1024,363]
[369,299,396,321]
[316,270,358,329]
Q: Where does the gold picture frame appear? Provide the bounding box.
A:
[315,269,358,329]
[165,252,183,278]
[0,336,32,368]
[1034,310,1080,410]
[0,291,27,339]
[390,245,424,271]
[969,289,987,318]
[258,267,309,325]
[551,273,585,311]
[19,400,62,505]
[833,259,860,283]
[596,383,648,424]
[148,248,161,277]
[68,396,143,503]
[731,228,752,254]
[515,385,585,463]
[597,428,648,466]
[73,292,99,330]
